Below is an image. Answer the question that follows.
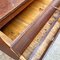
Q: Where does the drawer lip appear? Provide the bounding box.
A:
[0,0,30,21]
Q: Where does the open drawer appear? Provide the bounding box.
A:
[0,0,60,60]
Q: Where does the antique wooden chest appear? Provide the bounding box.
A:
[0,0,60,60]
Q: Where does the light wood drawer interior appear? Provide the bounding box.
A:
[0,0,51,40]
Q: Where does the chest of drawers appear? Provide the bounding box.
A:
[0,0,60,60]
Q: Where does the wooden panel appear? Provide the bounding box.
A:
[43,30,60,60]
[1,20,27,40]
[1,0,60,60]
[0,38,19,60]
[0,0,30,20]
[17,0,50,24]
[0,31,12,46]
[0,0,33,29]
[28,21,60,60]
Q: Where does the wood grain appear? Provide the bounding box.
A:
[0,0,33,29]
[1,0,60,60]
[1,0,50,40]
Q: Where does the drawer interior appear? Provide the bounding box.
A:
[1,0,51,40]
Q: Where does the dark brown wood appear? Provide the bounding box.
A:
[0,38,19,60]
[0,0,33,29]
[11,0,60,56]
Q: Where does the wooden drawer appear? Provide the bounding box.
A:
[0,0,60,60]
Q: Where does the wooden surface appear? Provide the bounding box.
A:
[29,21,60,60]
[0,0,33,29]
[1,0,51,40]
[0,0,54,59]
[0,0,60,60]
[0,0,27,20]
[22,15,60,60]
[0,50,14,60]
[0,31,12,46]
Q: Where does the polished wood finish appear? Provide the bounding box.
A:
[1,0,49,40]
[11,0,60,56]
[0,38,19,60]
[42,30,60,60]
[0,0,33,29]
